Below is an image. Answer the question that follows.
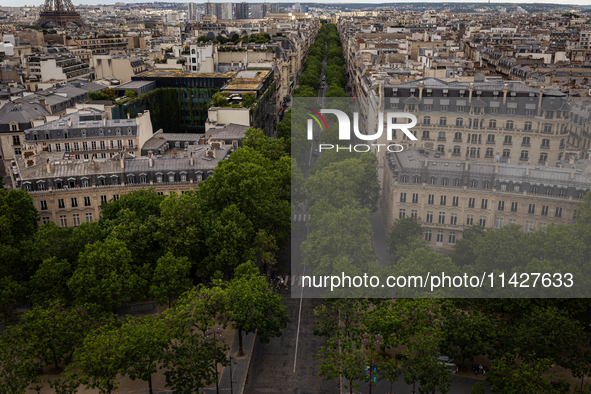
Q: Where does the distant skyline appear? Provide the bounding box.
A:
[4,0,590,7]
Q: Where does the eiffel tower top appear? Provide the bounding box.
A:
[36,0,85,27]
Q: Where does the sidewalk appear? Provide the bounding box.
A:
[209,330,256,394]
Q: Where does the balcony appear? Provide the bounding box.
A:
[521,143,531,147]
[540,145,550,150]
[486,140,495,144]
[519,156,529,161]
[453,138,462,142]
[503,142,513,146]
[437,137,446,141]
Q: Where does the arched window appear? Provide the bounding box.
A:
[524,121,532,131]
[489,119,496,128]
[422,130,430,139]
[539,152,548,163]
[454,132,462,141]
[439,117,447,126]
[506,120,514,130]
[455,118,463,127]
[438,131,446,140]
[423,116,431,125]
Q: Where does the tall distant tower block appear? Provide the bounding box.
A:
[36,0,85,27]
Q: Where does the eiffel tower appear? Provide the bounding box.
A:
[36,0,85,27]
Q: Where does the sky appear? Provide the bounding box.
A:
[4,0,590,8]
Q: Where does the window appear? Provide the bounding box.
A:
[439,117,447,126]
[510,202,518,212]
[508,219,517,225]
[180,173,187,182]
[539,223,547,230]
[426,211,433,223]
[64,143,70,152]
[539,205,549,216]
[440,196,446,206]
[448,232,456,245]
[425,230,432,242]
[73,142,79,152]
[524,121,532,131]
[452,196,459,207]
[454,132,462,141]
[428,195,434,204]
[481,199,488,209]
[528,204,535,214]
[59,215,67,228]
[479,216,487,226]
[514,185,520,192]
[454,179,461,187]
[487,134,495,144]
[196,173,203,182]
[73,214,80,227]
[456,118,463,127]
[495,217,504,229]
[450,213,457,225]
[422,130,430,139]
[438,131,446,140]
[497,200,505,211]
[84,197,91,207]
[168,174,175,182]
[437,145,445,153]
[522,136,530,146]
[71,198,78,208]
[504,135,512,145]
[113,195,119,201]
[544,123,552,133]
[85,213,93,222]
[468,198,475,208]
[438,212,446,224]
[412,193,419,203]
[399,209,406,219]
[12,135,20,145]
[436,231,444,243]
[414,176,421,184]
[555,207,563,218]
[466,214,474,225]
[411,210,418,218]
[520,150,529,160]
[489,119,496,128]
[156,174,163,183]
[40,200,48,210]
[127,175,135,184]
[400,193,407,203]
[506,120,514,130]
[100,195,107,204]
[42,217,50,224]
[58,199,65,209]
[442,178,448,186]
[502,149,510,158]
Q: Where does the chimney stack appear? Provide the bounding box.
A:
[148,151,154,167]
[465,158,469,171]
[190,151,194,166]
[120,155,124,169]
[569,155,575,165]
[46,159,51,174]
[571,166,575,179]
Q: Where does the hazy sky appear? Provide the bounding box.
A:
[5,0,590,8]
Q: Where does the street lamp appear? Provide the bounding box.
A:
[205,327,224,394]
[228,355,238,394]
[361,332,383,394]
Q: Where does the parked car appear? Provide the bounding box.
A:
[313,149,319,157]
[438,356,458,374]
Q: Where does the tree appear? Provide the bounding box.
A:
[386,216,424,261]
[29,257,72,306]
[0,328,39,394]
[19,301,106,371]
[225,262,289,355]
[471,382,485,394]
[377,354,403,394]
[67,323,125,394]
[316,338,366,394]
[119,315,170,394]
[68,237,145,311]
[99,189,166,222]
[487,357,556,394]
[448,225,486,267]
[0,275,26,324]
[124,90,137,98]
[163,330,225,394]
[150,252,193,307]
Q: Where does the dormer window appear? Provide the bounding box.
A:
[116,128,121,136]
[64,131,68,139]
[81,129,87,136]
[127,127,132,135]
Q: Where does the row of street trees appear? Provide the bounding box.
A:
[0,128,292,393]
[1,262,288,394]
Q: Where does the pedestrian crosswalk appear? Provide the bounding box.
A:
[292,214,310,222]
